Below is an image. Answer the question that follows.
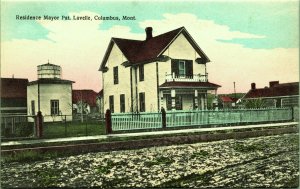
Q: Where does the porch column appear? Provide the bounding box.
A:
[171,89,176,110]
[194,89,198,109]
[160,91,164,109]
[204,93,208,110]
[200,94,205,110]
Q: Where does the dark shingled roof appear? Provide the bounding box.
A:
[28,78,74,85]
[72,90,98,107]
[98,89,103,97]
[1,78,28,98]
[159,81,220,89]
[244,82,299,99]
[99,26,210,70]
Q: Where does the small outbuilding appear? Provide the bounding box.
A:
[27,62,74,122]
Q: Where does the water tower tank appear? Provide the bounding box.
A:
[37,63,61,79]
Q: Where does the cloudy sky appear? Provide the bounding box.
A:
[1,0,299,94]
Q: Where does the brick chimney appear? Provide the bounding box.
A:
[251,83,256,90]
[145,27,153,40]
[269,81,279,88]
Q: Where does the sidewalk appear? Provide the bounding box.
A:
[1,122,298,147]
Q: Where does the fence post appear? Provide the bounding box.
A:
[35,111,43,138]
[161,107,166,129]
[105,109,112,134]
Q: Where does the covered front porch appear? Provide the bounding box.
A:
[159,81,220,111]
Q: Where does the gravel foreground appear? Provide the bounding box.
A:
[1,133,299,188]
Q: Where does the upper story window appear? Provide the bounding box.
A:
[113,66,118,84]
[139,64,144,81]
[171,59,193,77]
[50,100,59,115]
[179,61,186,77]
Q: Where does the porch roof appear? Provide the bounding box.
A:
[159,81,221,89]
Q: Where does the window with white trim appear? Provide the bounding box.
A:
[50,100,59,115]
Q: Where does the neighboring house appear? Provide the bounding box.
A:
[27,62,74,122]
[219,96,238,109]
[242,81,299,108]
[1,78,28,115]
[72,89,98,114]
[99,26,220,113]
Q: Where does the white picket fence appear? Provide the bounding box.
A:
[111,108,293,131]
[166,108,292,127]
[111,112,162,131]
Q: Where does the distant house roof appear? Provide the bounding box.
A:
[244,82,299,99]
[98,89,103,97]
[220,96,233,103]
[72,90,98,107]
[160,81,220,89]
[99,26,210,70]
[1,78,28,98]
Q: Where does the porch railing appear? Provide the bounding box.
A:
[108,108,294,132]
[165,73,208,82]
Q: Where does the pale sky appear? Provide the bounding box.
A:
[1,0,299,94]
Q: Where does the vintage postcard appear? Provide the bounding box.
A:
[1,0,299,188]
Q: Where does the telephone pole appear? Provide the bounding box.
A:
[233,82,237,99]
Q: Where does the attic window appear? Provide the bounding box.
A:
[113,66,118,84]
[139,64,144,81]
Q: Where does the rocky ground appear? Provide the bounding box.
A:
[1,133,299,188]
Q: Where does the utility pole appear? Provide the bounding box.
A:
[80,90,83,123]
[233,82,237,99]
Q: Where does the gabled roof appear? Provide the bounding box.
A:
[1,78,28,98]
[244,82,299,99]
[159,81,220,89]
[99,26,210,71]
[72,90,98,107]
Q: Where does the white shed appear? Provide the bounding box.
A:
[27,62,74,122]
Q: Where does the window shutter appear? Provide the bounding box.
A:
[186,60,193,77]
[171,59,179,77]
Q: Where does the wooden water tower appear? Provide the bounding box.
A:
[37,62,61,79]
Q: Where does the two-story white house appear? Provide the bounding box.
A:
[99,26,220,113]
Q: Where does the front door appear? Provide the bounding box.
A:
[166,94,182,110]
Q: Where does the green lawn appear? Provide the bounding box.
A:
[43,121,105,139]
